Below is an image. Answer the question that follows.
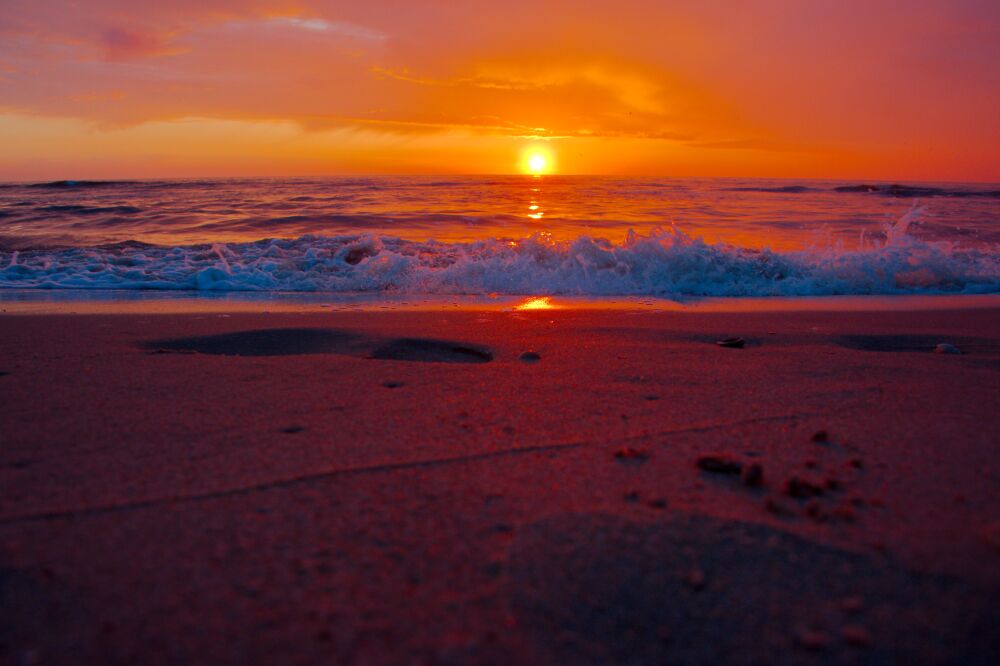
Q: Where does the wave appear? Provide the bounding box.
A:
[2,208,998,297]
[37,204,144,215]
[718,183,1000,198]
[26,180,145,189]
[833,184,1000,198]
[719,185,819,194]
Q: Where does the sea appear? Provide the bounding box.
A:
[1,176,999,299]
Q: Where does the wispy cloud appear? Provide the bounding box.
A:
[269,17,387,41]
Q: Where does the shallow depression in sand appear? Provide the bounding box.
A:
[368,338,493,363]
[144,328,365,356]
[143,328,493,363]
[833,334,997,353]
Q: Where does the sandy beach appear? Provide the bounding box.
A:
[1,303,998,664]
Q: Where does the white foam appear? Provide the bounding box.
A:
[2,211,999,297]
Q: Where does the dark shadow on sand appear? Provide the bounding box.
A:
[143,328,494,363]
[369,338,493,363]
[507,512,999,665]
[834,334,997,354]
[144,328,365,356]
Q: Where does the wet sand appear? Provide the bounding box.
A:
[1,305,999,664]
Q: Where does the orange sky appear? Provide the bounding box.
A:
[1,0,999,181]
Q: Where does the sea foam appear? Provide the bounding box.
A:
[2,210,998,297]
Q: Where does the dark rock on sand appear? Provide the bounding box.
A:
[741,463,764,487]
[795,629,830,651]
[764,495,796,517]
[982,523,1000,551]
[715,337,745,348]
[841,625,873,646]
[519,351,542,362]
[785,476,826,498]
[614,447,650,462]
[696,455,742,474]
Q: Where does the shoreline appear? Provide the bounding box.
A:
[2,290,1000,315]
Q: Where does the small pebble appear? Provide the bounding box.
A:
[839,596,864,614]
[841,625,873,647]
[715,337,745,349]
[696,455,742,474]
[382,380,405,388]
[519,351,542,362]
[623,489,641,503]
[281,425,305,434]
[982,522,1000,551]
[785,476,825,498]
[830,505,858,523]
[741,463,764,487]
[647,498,668,509]
[934,343,961,355]
[683,568,706,590]
[811,430,829,443]
[764,495,795,516]
[796,629,829,651]
[614,447,650,462]
[804,500,828,522]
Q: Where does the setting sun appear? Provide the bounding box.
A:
[521,146,555,176]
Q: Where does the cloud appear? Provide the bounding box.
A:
[269,17,387,41]
[100,26,186,61]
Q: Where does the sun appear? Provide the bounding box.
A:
[521,146,555,176]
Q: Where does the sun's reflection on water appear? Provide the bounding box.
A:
[515,296,555,310]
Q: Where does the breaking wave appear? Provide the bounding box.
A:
[2,208,998,297]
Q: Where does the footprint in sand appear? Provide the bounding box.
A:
[142,328,493,363]
[368,338,493,363]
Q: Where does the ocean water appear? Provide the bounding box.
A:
[1,176,999,297]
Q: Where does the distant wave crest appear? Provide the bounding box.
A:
[719,183,1000,198]
[2,208,998,296]
[832,184,1000,198]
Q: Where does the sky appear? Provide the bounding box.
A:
[1,0,999,181]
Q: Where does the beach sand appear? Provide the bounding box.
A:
[1,305,999,664]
